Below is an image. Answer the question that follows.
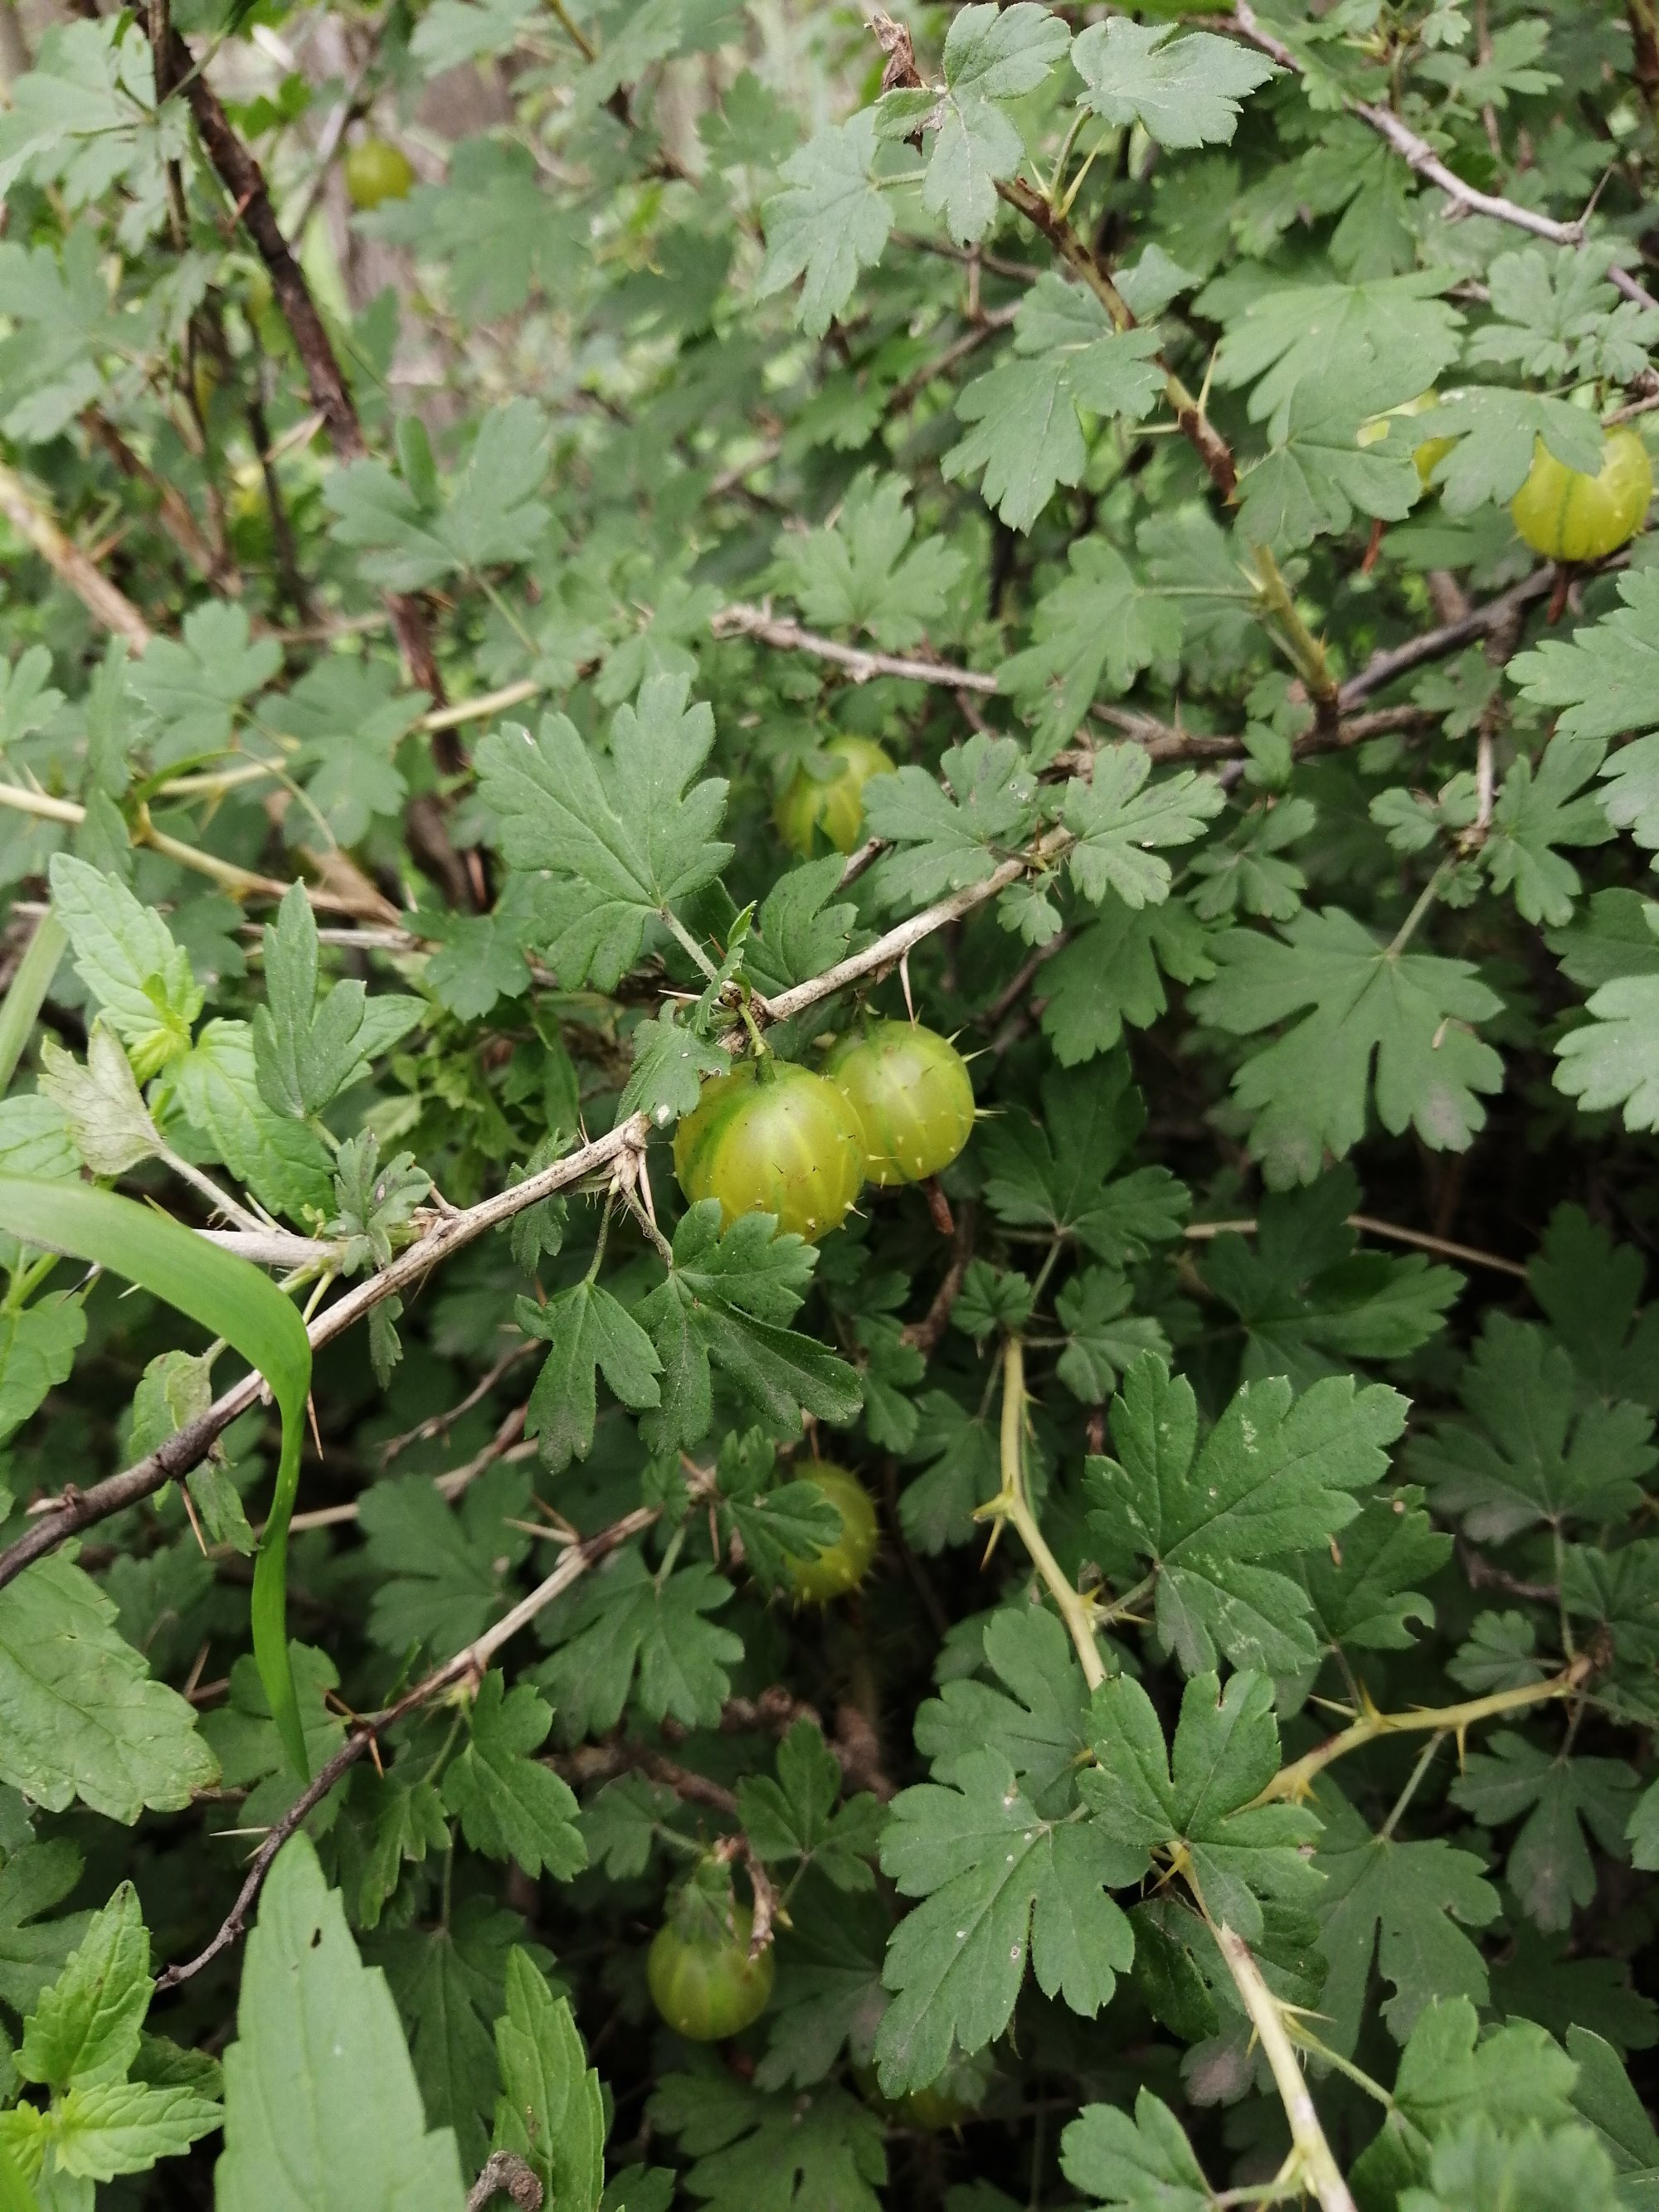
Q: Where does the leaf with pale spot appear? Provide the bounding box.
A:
[1084,1352,1405,1675]
[1072,19,1280,148]
[873,1748,1136,2093]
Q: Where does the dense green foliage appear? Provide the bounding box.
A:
[2,1,1659,2206]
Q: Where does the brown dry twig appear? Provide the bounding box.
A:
[380,1342,539,1465]
[168,38,449,715]
[82,411,237,595]
[1337,562,1562,708]
[1457,1536,1558,1605]
[0,459,155,651]
[713,603,1000,693]
[466,2152,542,2212]
[558,1739,739,1817]
[900,1201,976,1356]
[887,302,1020,412]
[868,12,1238,500]
[755,835,1068,1030]
[2,837,1083,1595]
[1184,1211,1528,1280]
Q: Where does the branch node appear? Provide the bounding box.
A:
[466,2152,543,2212]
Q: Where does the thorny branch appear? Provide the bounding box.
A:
[153,1504,661,1990]
[0,849,1066,1593]
[465,2153,542,2212]
[1209,1922,1359,2212]
[159,1490,884,1990]
[1337,561,1563,707]
[166,34,450,719]
[1183,1212,1530,1280]
[716,569,1554,761]
[0,459,155,651]
[0,774,399,921]
[995,173,1239,502]
[1228,0,1659,312]
[1256,1650,1595,1806]
[0,1116,652,1595]
[713,603,1000,693]
[82,411,236,594]
[757,836,1068,1028]
[977,1332,1584,2212]
[899,1201,975,1356]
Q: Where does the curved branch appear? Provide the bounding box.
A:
[1255,1650,1593,1806]
[153,1504,659,1991]
[0,779,397,921]
[993,175,1238,502]
[1211,1923,1359,2212]
[983,1330,1354,2206]
[2,810,1079,1593]
[0,1116,649,1595]
[1337,562,1559,707]
[1231,1,1659,312]
[757,849,1044,1026]
[865,13,1238,500]
[169,41,448,712]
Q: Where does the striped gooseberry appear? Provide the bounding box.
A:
[822,1021,975,1187]
[1510,426,1652,562]
[648,1865,774,2041]
[673,1058,864,1242]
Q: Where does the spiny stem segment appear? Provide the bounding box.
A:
[984,1333,1356,2209]
[864,13,1238,503]
[1209,1919,1360,2212]
[992,175,1238,503]
[1257,1650,1594,1806]
[153,1501,662,1992]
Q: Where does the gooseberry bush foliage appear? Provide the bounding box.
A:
[4,0,1659,2205]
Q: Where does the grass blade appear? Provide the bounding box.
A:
[0,913,67,1094]
[0,1175,314,1780]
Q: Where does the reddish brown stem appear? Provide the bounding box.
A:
[868,12,1237,502]
[169,35,457,752]
[994,176,1237,503]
